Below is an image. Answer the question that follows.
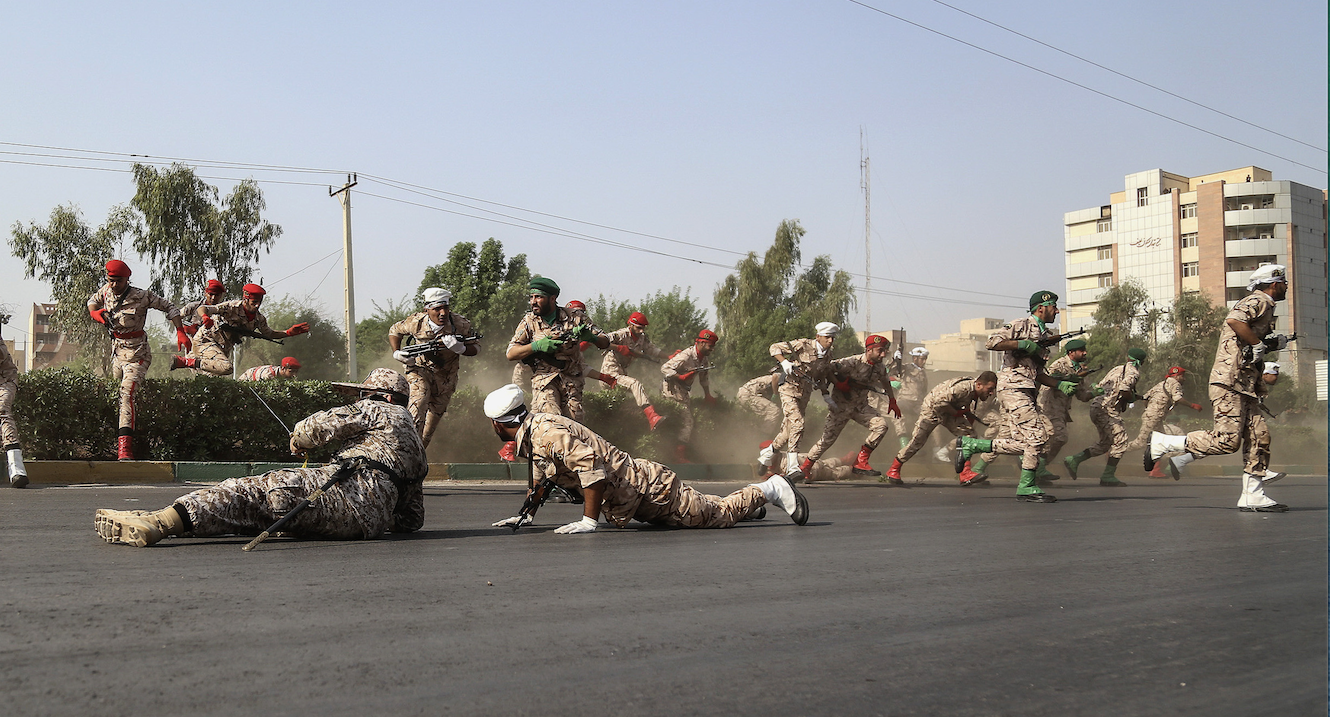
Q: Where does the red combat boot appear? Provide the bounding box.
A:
[798,457,814,478]
[852,445,881,477]
[643,404,665,431]
[1147,461,1167,479]
[959,461,987,486]
[497,441,517,463]
[886,458,903,483]
[169,355,196,371]
[117,435,134,461]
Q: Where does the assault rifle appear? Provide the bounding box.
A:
[521,327,579,371]
[1037,328,1088,349]
[1048,364,1104,384]
[512,475,556,532]
[667,364,717,382]
[218,320,284,345]
[398,333,482,360]
[1242,332,1297,367]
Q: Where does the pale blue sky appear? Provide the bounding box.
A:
[3,1,1325,347]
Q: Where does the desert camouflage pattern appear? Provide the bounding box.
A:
[510,307,600,419]
[389,311,478,441]
[1129,375,1186,450]
[768,337,831,454]
[1082,362,1141,459]
[1209,291,1277,394]
[0,339,17,445]
[238,365,281,382]
[517,413,765,529]
[986,316,1055,391]
[599,327,667,407]
[1038,354,1095,459]
[179,297,209,330]
[804,353,890,462]
[191,299,286,376]
[736,374,781,432]
[511,361,532,391]
[89,283,181,430]
[897,377,979,463]
[1183,385,1270,474]
[797,454,855,482]
[986,389,1048,471]
[661,345,710,443]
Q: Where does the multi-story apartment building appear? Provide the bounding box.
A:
[1064,166,1327,382]
[922,318,1006,374]
[25,303,80,372]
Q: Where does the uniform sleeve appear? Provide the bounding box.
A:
[508,317,533,349]
[532,422,607,488]
[251,312,287,339]
[144,290,181,320]
[643,338,668,362]
[387,317,411,340]
[985,324,1014,350]
[1225,295,1261,324]
[455,315,481,350]
[661,350,686,378]
[1168,378,1184,402]
[769,340,793,358]
[87,287,105,311]
[291,404,371,450]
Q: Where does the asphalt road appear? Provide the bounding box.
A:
[1,474,1325,716]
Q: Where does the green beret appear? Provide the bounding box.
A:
[1029,290,1059,311]
[1065,338,1086,352]
[1127,347,1147,362]
[528,276,560,297]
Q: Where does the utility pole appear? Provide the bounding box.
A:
[860,127,872,335]
[330,173,359,382]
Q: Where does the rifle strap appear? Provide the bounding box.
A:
[335,455,412,489]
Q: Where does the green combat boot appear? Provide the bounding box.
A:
[1063,450,1090,480]
[1016,469,1056,503]
[1099,458,1126,487]
[954,436,992,474]
[1035,457,1059,484]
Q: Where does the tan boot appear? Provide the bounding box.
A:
[95,506,185,547]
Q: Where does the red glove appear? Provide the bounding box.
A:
[176,328,192,352]
[286,322,310,337]
[888,397,902,419]
[1190,403,1203,411]
[89,308,108,325]
[597,374,618,387]
[678,370,696,381]
[578,341,591,352]
[182,323,200,336]
[704,394,717,405]
[613,344,632,356]
[200,314,214,328]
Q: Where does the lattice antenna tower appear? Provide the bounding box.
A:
[860,127,872,334]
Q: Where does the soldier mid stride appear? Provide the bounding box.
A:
[95,368,428,547]
[800,334,900,480]
[762,322,839,477]
[660,329,718,462]
[88,260,188,460]
[172,283,310,376]
[886,371,997,486]
[735,373,783,435]
[484,384,808,534]
[886,347,930,454]
[955,291,1081,503]
[1034,337,1095,481]
[178,279,226,337]
[1128,366,1202,478]
[1147,265,1293,511]
[1064,348,1146,486]
[600,311,669,431]
[389,287,481,448]
[1,323,28,487]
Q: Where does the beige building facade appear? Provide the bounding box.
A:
[922,318,1005,374]
[26,303,80,372]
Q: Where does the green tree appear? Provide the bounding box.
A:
[1082,278,1150,369]
[354,295,415,376]
[712,219,860,380]
[587,287,708,353]
[235,296,347,381]
[417,238,530,340]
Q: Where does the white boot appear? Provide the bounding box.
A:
[783,450,801,476]
[1149,432,1188,460]
[1261,469,1286,484]
[757,443,774,467]
[749,474,809,525]
[1237,473,1287,512]
[7,447,27,489]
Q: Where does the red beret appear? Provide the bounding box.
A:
[1166,366,1186,378]
[566,300,586,311]
[105,259,131,278]
[628,311,648,327]
[242,283,266,296]
[865,334,890,349]
[205,279,226,294]
[696,329,718,344]
[281,357,301,369]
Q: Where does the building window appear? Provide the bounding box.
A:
[1096,246,1112,261]
[1097,274,1115,288]
[1180,203,1197,219]
[1137,188,1149,207]
[1096,219,1111,232]
[1181,262,1199,277]
[1180,232,1198,248]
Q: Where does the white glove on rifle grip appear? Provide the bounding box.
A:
[491,515,532,528]
[440,335,465,354]
[780,360,795,375]
[393,350,410,363]
[554,515,598,534]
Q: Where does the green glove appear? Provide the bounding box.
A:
[1057,381,1078,396]
[1016,338,1040,355]
[571,324,596,341]
[890,380,902,390]
[1093,386,1105,396]
[531,337,563,353]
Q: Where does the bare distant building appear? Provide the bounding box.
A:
[923,318,1005,374]
[26,303,80,372]
[1064,166,1327,381]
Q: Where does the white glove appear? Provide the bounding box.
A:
[821,392,838,411]
[757,443,775,466]
[491,515,532,528]
[893,350,902,362]
[780,359,796,375]
[553,515,598,534]
[392,350,410,363]
[1249,342,1268,364]
[440,335,465,354]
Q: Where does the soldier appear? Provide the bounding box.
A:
[484,384,808,533]
[1129,366,1203,477]
[179,279,226,336]
[799,334,900,479]
[88,259,188,460]
[1147,265,1292,511]
[736,372,783,435]
[94,368,428,547]
[388,287,481,448]
[660,329,718,463]
[886,371,998,486]
[1,322,27,487]
[758,442,856,482]
[238,357,302,382]
[563,300,621,392]
[1063,348,1146,486]
[173,283,310,377]
[599,310,669,430]
[888,347,930,454]
[1034,338,1096,482]
[954,290,1081,503]
[764,322,839,476]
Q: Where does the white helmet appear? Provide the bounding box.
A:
[1246,264,1287,291]
[422,287,452,308]
[484,384,528,424]
[910,347,929,358]
[815,322,840,337]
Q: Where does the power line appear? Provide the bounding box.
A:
[266,249,343,287]
[927,0,1325,154]
[846,0,1325,174]
[0,156,332,187]
[0,141,347,175]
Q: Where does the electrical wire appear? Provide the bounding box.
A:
[265,249,344,287]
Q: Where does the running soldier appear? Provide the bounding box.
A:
[763,322,839,476]
[1,322,27,487]
[238,357,302,381]
[484,384,807,533]
[886,371,997,486]
[600,311,669,430]
[94,368,428,547]
[173,283,310,376]
[800,334,900,479]
[389,287,481,448]
[660,329,718,463]
[1064,348,1146,486]
[1036,338,1096,481]
[1147,265,1292,511]
[88,260,188,460]
[1128,366,1203,477]
[954,290,1081,503]
[888,347,930,454]
[563,300,621,392]
[736,373,782,434]
[179,279,226,336]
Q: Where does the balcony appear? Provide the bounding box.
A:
[1067,258,1113,278]
[1225,207,1290,227]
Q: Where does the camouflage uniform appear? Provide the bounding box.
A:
[179,297,208,332]
[1037,354,1095,459]
[238,365,282,382]
[518,413,764,528]
[508,307,601,421]
[88,283,181,433]
[1084,362,1141,459]
[174,398,428,539]
[768,338,832,456]
[0,340,19,447]
[983,316,1055,470]
[389,311,479,445]
[1129,375,1186,450]
[735,374,782,433]
[889,361,928,437]
[600,327,668,407]
[1182,292,1276,473]
[192,299,287,376]
[660,346,711,444]
[897,376,980,462]
[805,353,889,463]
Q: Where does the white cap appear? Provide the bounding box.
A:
[1263,362,1280,375]
[910,347,929,357]
[815,322,840,337]
[422,287,452,308]
[484,384,527,423]
[1246,264,1287,291]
